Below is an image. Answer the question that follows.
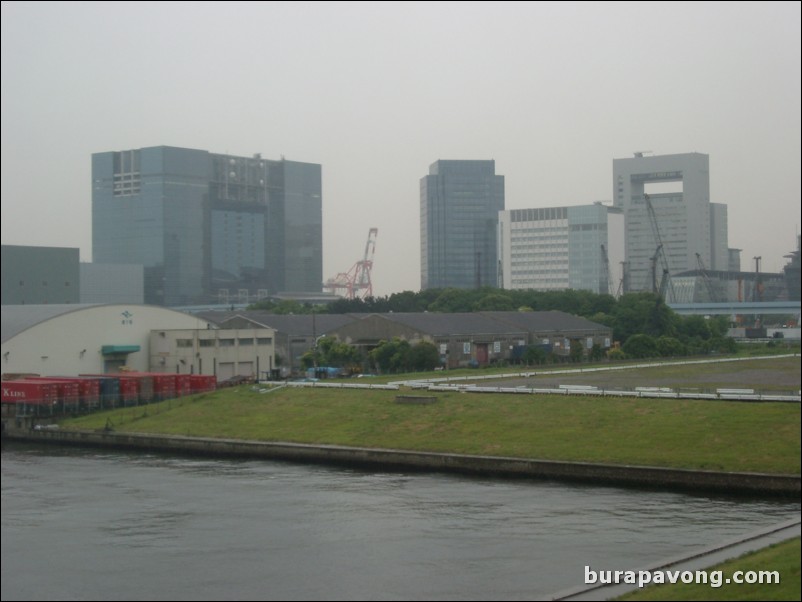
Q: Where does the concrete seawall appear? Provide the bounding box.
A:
[7,428,800,497]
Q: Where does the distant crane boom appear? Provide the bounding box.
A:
[695,252,719,302]
[600,244,612,296]
[644,193,675,301]
[323,228,378,300]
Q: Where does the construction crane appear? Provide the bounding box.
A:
[650,245,664,294]
[695,252,719,302]
[600,244,612,296]
[616,261,629,297]
[323,228,378,300]
[644,193,675,302]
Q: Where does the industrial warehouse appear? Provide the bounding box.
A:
[2,304,612,416]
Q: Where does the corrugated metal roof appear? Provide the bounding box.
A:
[1,304,104,343]
[480,311,611,333]
[197,311,359,336]
[194,310,610,338]
[378,312,526,336]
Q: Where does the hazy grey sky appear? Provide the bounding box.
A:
[2,1,800,297]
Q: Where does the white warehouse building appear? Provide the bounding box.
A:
[1,304,275,381]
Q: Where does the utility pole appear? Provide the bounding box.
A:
[753,256,763,327]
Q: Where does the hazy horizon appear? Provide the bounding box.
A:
[2,1,800,297]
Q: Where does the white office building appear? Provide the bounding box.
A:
[499,203,624,295]
[612,152,729,299]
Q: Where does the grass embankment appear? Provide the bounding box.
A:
[61,386,801,474]
[617,536,801,601]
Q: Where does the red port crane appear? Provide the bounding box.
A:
[323,228,378,300]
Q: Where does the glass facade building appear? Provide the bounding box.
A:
[92,146,321,306]
[420,160,505,290]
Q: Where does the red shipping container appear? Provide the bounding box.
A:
[23,378,81,406]
[189,374,217,393]
[46,376,102,406]
[148,373,176,401]
[1,380,58,405]
[117,377,141,404]
[174,374,192,397]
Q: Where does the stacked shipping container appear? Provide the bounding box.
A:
[1,372,217,417]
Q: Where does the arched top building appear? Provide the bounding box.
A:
[2,304,212,376]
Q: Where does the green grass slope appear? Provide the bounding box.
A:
[61,386,801,474]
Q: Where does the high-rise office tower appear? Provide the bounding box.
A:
[612,152,728,297]
[92,146,321,306]
[420,160,505,290]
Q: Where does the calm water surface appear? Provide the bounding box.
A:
[2,443,798,600]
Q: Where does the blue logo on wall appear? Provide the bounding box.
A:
[121,310,133,325]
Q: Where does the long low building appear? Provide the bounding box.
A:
[328,311,612,368]
[3,306,612,379]
[200,310,613,370]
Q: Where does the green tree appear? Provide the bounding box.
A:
[708,315,731,338]
[369,338,412,373]
[709,336,738,354]
[656,336,685,357]
[589,343,605,362]
[272,300,308,315]
[607,348,627,361]
[611,292,680,342]
[407,341,441,371]
[473,293,515,311]
[429,288,474,313]
[301,336,362,371]
[678,315,712,341]
[569,340,585,363]
[622,334,658,358]
[522,345,547,365]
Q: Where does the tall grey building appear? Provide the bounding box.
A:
[613,152,728,299]
[92,146,321,306]
[1,245,80,305]
[420,160,505,290]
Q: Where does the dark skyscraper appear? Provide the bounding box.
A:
[420,160,505,290]
[92,146,321,306]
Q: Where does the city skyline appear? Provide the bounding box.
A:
[2,2,800,297]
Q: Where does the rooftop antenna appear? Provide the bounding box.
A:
[633,150,653,158]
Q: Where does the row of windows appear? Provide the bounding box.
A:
[511,253,568,261]
[510,243,568,251]
[510,235,568,244]
[510,225,568,234]
[510,207,568,222]
[511,266,568,273]
[569,224,606,232]
[510,279,567,288]
[176,338,273,348]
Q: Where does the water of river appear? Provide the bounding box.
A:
[2,443,798,601]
